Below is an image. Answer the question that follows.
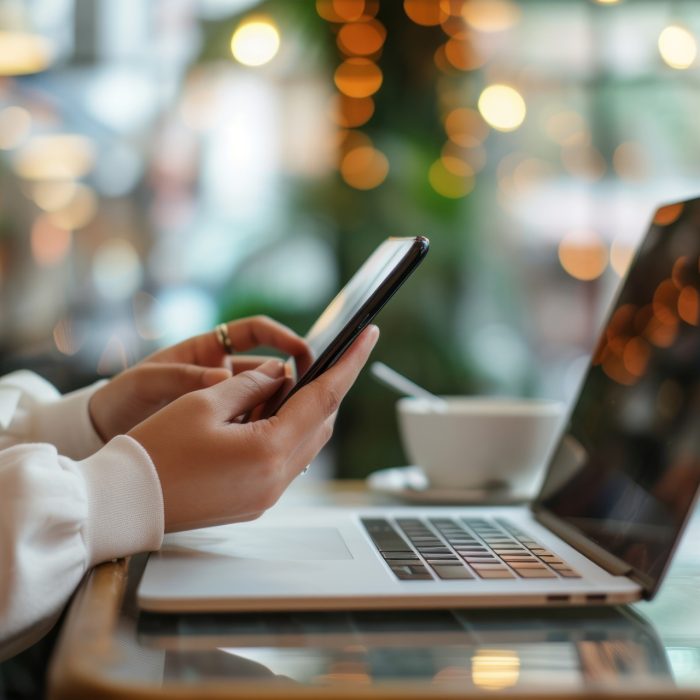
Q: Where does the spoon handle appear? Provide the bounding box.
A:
[370,362,447,406]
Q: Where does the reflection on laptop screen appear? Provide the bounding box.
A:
[537,198,700,595]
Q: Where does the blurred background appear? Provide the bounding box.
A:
[1,0,699,478]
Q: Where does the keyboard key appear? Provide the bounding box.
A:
[431,565,474,579]
[513,569,557,579]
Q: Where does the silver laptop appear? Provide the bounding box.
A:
[138,197,700,612]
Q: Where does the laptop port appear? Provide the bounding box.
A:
[547,594,570,602]
[586,594,607,602]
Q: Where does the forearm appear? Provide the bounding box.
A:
[0,436,164,659]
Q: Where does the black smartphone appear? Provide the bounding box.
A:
[265,235,429,416]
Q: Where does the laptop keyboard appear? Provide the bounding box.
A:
[361,517,581,582]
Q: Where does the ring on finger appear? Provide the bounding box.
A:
[215,323,235,355]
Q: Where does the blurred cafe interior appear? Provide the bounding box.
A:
[1,0,699,478]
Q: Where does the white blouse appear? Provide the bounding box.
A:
[0,371,164,660]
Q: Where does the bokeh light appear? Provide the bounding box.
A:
[334,58,383,97]
[330,95,375,128]
[230,17,280,67]
[404,0,448,26]
[445,107,489,146]
[30,215,72,267]
[658,25,697,70]
[92,238,143,301]
[609,238,636,277]
[471,649,520,691]
[48,184,98,230]
[444,37,485,71]
[0,31,53,76]
[462,0,521,33]
[337,19,386,56]
[340,145,389,189]
[477,84,526,132]
[558,229,608,281]
[14,134,95,181]
[429,158,475,198]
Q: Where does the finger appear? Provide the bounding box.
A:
[137,363,232,403]
[147,316,308,367]
[204,359,286,421]
[231,355,288,376]
[277,325,379,435]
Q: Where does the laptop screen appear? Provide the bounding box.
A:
[536,197,700,596]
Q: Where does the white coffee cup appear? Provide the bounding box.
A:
[396,396,564,494]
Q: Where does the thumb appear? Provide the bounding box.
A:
[204,359,286,420]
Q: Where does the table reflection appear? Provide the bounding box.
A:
[136,606,671,691]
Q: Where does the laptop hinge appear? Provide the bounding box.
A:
[533,507,635,578]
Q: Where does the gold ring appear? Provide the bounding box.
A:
[215,323,235,355]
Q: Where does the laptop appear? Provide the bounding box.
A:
[138,196,700,612]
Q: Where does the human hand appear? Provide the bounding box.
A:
[89,316,310,442]
[128,325,379,532]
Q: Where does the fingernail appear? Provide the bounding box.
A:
[367,324,380,343]
[202,367,232,386]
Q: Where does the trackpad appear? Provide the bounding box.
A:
[162,527,353,561]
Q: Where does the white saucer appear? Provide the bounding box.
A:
[366,466,531,505]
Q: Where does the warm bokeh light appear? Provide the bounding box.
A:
[653,279,680,325]
[558,229,608,281]
[0,31,53,76]
[678,286,700,326]
[654,202,684,226]
[658,24,697,70]
[334,58,383,98]
[330,95,375,128]
[30,215,72,267]
[14,134,95,181]
[462,0,521,33]
[440,152,475,178]
[0,106,31,150]
[477,84,526,132]
[230,17,280,67]
[317,0,375,22]
[471,649,520,691]
[444,37,485,71]
[609,238,636,277]
[31,181,77,212]
[340,146,389,189]
[429,158,475,198]
[613,141,649,181]
[445,107,489,147]
[404,0,448,26]
[53,316,83,356]
[337,19,386,56]
[48,184,98,230]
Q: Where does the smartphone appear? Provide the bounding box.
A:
[265,235,429,416]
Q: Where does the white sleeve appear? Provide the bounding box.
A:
[0,370,106,459]
[0,372,165,659]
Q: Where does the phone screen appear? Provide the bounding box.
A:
[266,236,429,415]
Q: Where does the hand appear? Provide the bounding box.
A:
[128,325,379,532]
[89,316,310,442]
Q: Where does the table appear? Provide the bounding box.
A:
[47,478,700,699]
